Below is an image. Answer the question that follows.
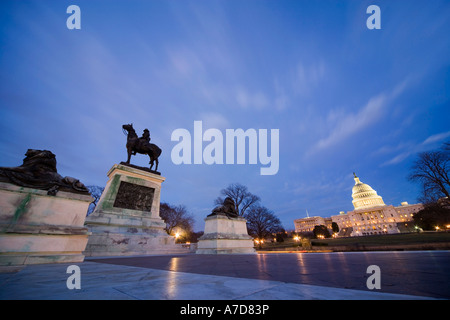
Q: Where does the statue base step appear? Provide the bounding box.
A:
[84,212,186,256]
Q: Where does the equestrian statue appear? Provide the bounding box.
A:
[122,124,162,172]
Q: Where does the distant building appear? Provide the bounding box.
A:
[294,216,332,233]
[294,173,423,237]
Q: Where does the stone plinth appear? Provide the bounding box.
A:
[84,164,186,256]
[0,182,93,267]
[196,215,256,254]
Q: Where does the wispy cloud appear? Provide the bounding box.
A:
[235,87,269,110]
[382,152,412,166]
[422,131,450,145]
[274,78,289,111]
[293,61,326,96]
[381,130,450,166]
[309,79,409,154]
[312,92,387,152]
[198,112,230,130]
[167,47,206,78]
[371,142,413,156]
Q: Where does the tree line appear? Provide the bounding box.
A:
[160,183,284,242]
[214,183,284,239]
[408,140,450,230]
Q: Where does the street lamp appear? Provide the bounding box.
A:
[254,238,264,249]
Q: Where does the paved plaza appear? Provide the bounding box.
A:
[1,251,449,300]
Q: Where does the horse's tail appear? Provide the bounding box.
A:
[149,144,162,158]
[155,146,162,157]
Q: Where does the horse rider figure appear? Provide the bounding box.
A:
[133,129,151,155]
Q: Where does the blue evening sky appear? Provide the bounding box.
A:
[1,0,449,231]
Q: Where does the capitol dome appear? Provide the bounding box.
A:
[351,173,385,210]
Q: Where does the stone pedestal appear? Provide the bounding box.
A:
[0,182,93,267]
[196,215,256,254]
[84,164,185,256]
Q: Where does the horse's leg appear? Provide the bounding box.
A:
[149,154,154,170]
[126,147,132,164]
[154,158,159,172]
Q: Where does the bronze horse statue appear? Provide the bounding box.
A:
[122,124,162,172]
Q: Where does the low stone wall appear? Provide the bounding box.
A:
[0,182,93,267]
[257,241,450,253]
[322,242,450,252]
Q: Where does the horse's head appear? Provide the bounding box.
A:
[122,123,137,139]
[122,123,137,138]
[122,123,133,131]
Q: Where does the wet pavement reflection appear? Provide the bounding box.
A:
[91,250,450,299]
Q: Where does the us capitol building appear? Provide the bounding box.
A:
[294,173,424,237]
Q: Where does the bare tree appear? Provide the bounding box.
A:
[408,147,450,204]
[214,183,260,216]
[245,205,284,239]
[86,185,104,215]
[160,202,195,236]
